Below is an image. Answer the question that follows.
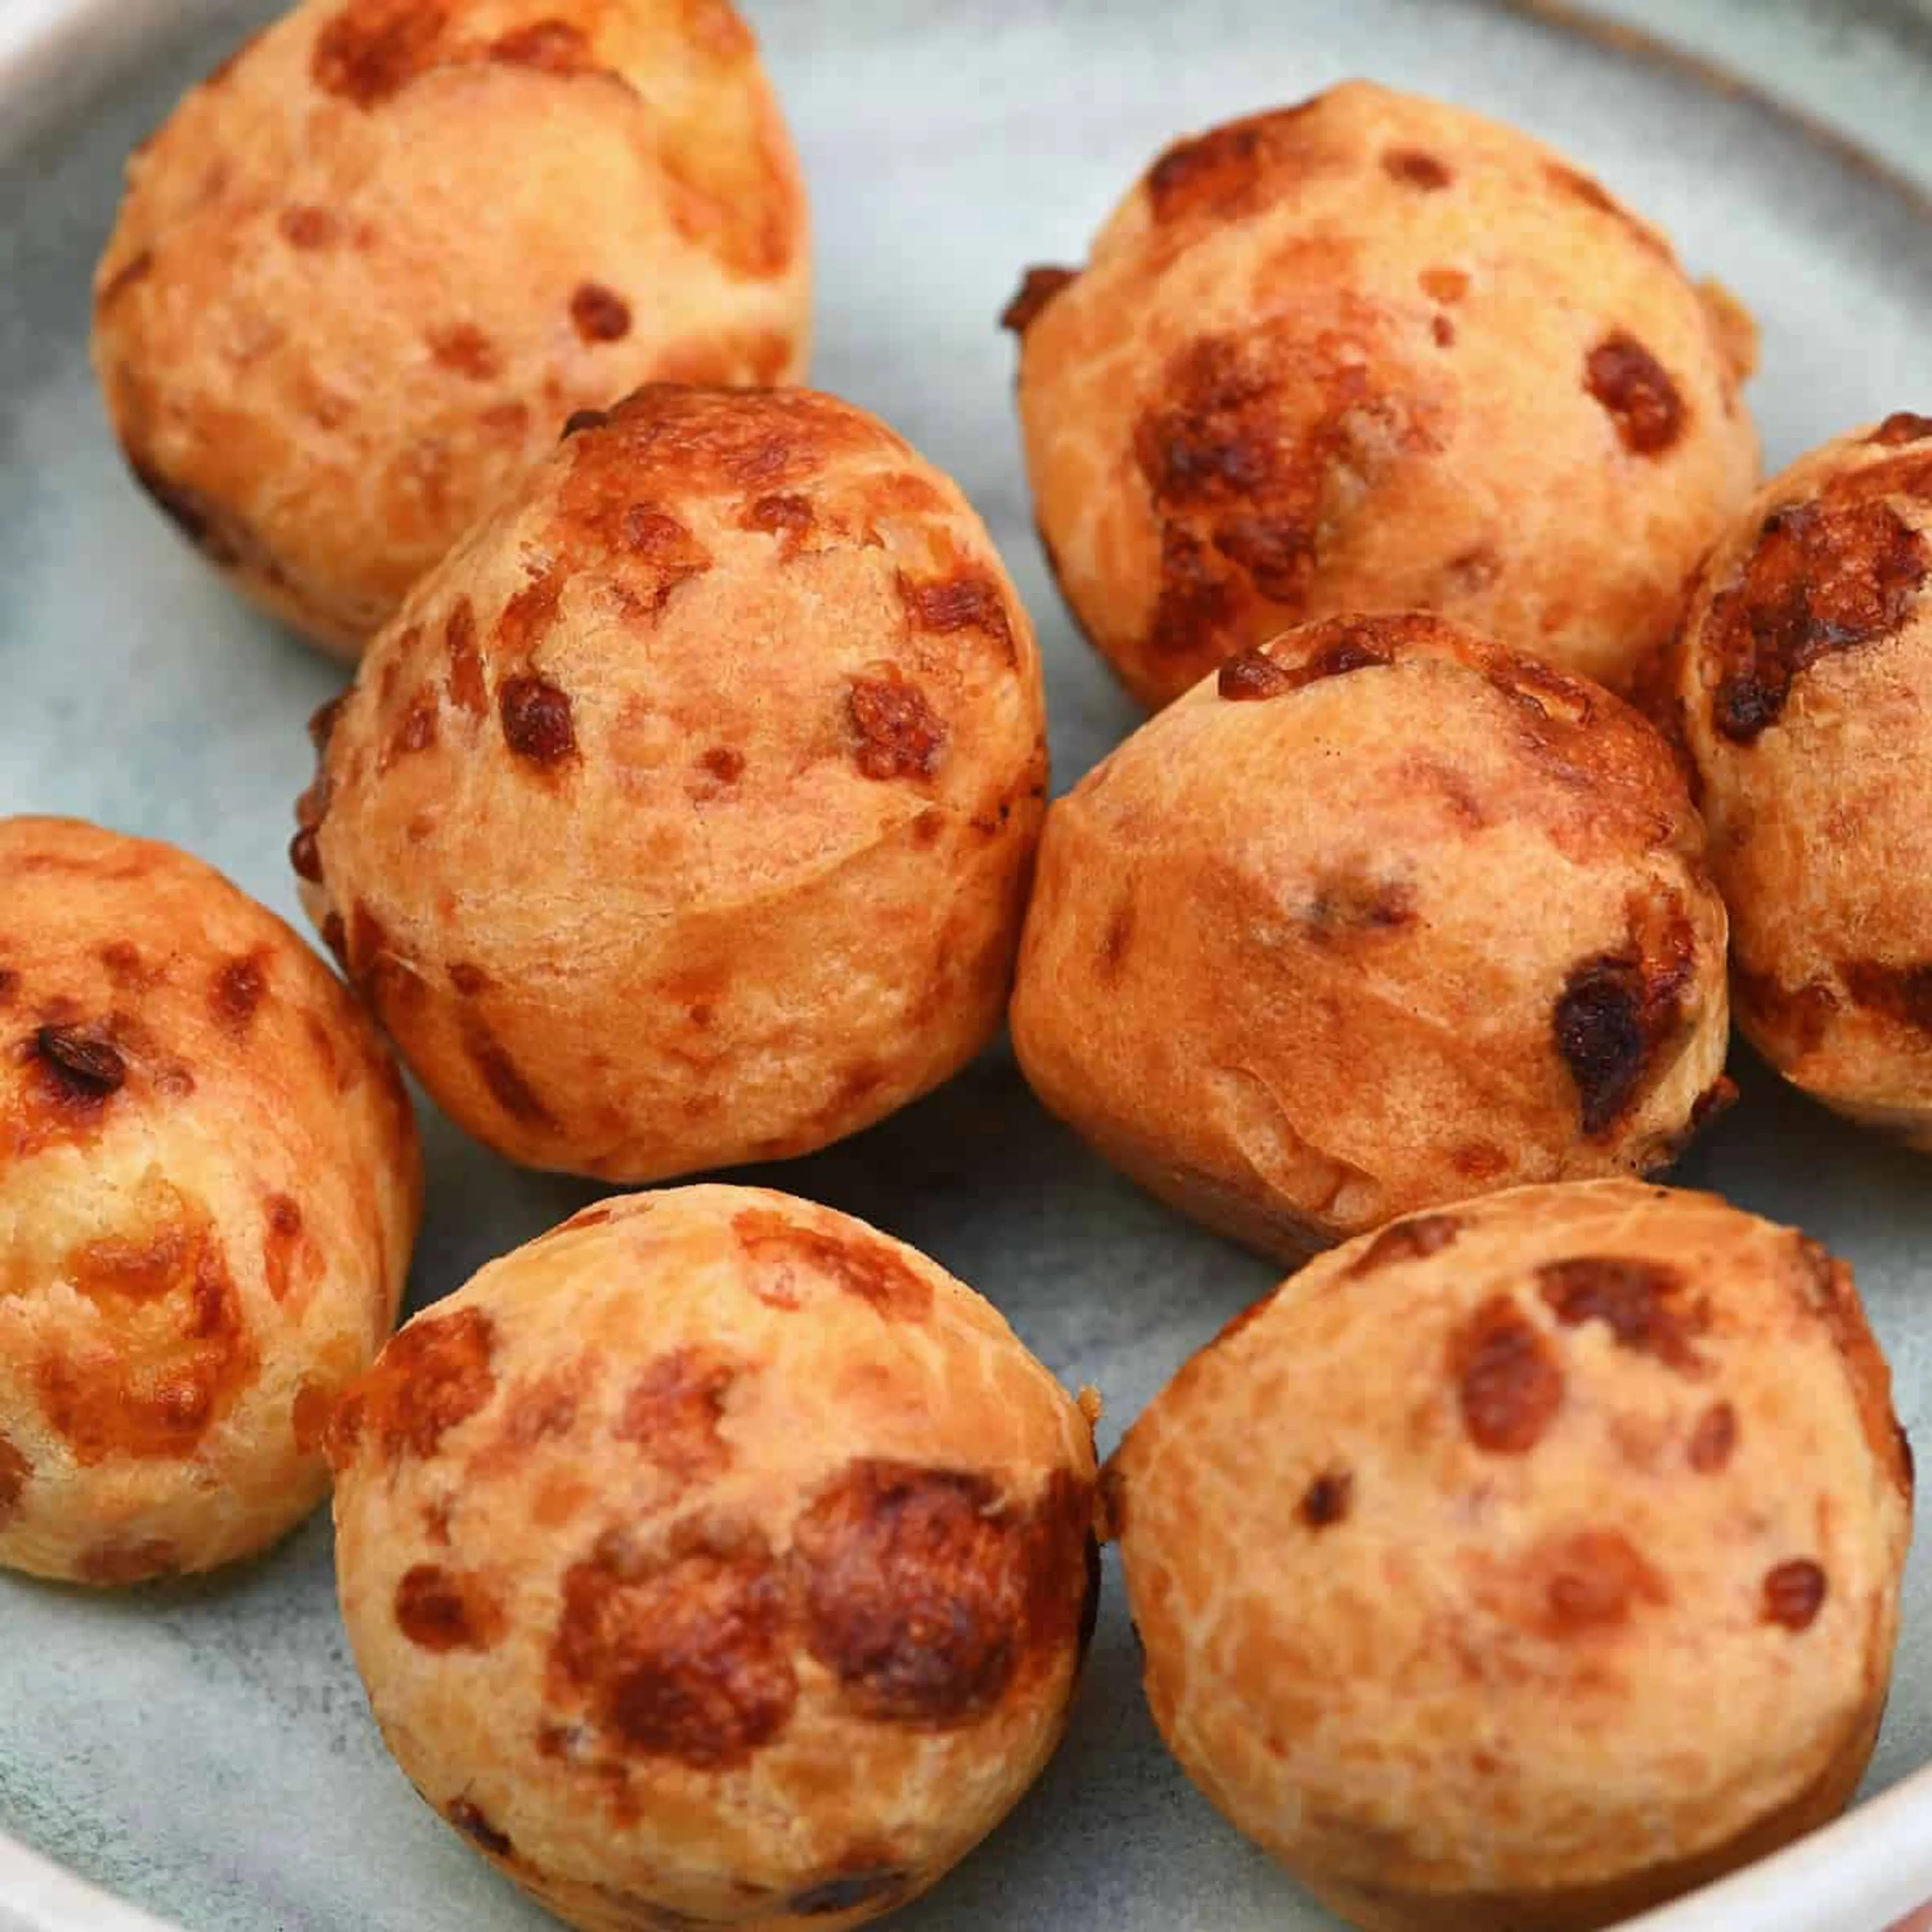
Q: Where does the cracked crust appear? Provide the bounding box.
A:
[91,0,811,657]
[332,1185,1098,1932]
[1670,418,1932,1144]
[1009,613,1730,1258]
[1006,80,1758,707]
[297,385,1046,1179]
[0,816,421,1582]
[1108,1179,1910,1932]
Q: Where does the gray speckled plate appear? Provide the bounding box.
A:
[2,2,1930,1929]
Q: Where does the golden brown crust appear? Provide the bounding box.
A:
[332,1184,1098,1931]
[1008,81,1758,707]
[1674,418,1932,1141]
[0,816,421,1582]
[91,0,811,657]
[298,385,1047,1180]
[1108,1180,1911,1929]
[1009,612,1731,1256]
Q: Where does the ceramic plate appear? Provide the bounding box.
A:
[1,2,1930,1928]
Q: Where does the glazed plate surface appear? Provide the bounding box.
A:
[1,1,1930,1927]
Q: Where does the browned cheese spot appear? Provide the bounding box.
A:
[1001,266,1078,333]
[1871,412,1932,447]
[426,324,501,382]
[1553,897,1697,1138]
[1839,959,1932,1035]
[444,597,487,718]
[1383,147,1451,190]
[1709,480,1928,743]
[1689,1399,1738,1473]
[1304,866,1416,943]
[1217,627,1395,700]
[795,1461,1085,1726]
[1762,1558,1828,1631]
[1538,1256,1709,1374]
[1585,332,1686,456]
[210,951,269,1033]
[311,0,448,106]
[278,205,339,250]
[263,1193,304,1304]
[499,675,577,765]
[390,688,439,761]
[899,568,1018,665]
[0,1434,30,1525]
[847,672,947,782]
[446,1799,513,1858]
[1432,314,1456,348]
[1298,1469,1352,1530]
[699,746,745,786]
[1536,1529,1669,1635]
[1451,1295,1564,1455]
[740,492,814,557]
[1144,102,1321,225]
[732,1210,932,1320]
[291,1377,334,1454]
[39,1211,254,1462]
[461,1015,558,1130]
[1137,335,1434,667]
[571,282,632,344]
[395,1562,507,1651]
[328,1307,495,1470]
[1349,1213,1460,1276]
[614,1348,740,1481]
[31,1024,126,1100]
[489,18,593,72]
[549,1519,797,1768]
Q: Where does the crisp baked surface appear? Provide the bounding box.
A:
[298,383,1047,1180]
[0,816,421,1583]
[1106,1178,1912,1932]
[1671,413,1932,1141]
[1010,612,1731,1258]
[1007,80,1759,707]
[330,1183,1099,1932]
[91,0,811,657]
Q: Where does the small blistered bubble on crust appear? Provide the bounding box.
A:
[1010,611,1731,1256]
[1008,80,1758,707]
[331,1184,1097,1932]
[0,816,421,1583]
[299,386,1046,1182]
[1107,1180,1910,1929]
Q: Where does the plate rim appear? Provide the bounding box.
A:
[0,1,1927,1929]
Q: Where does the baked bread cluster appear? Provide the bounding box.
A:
[1106,1180,1912,1932]
[0,818,421,1583]
[330,1185,1098,1932]
[1013,611,1732,1257]
[93,0,810,657]
[1005,80,1759,707]
[295,383,1046,1180]
[43,15,1926,1931]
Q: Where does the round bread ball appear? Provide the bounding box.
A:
[93,0,810,658]
[1010,611,1732,1260]
[0,817,421,1584]
[330,1184,1099,1930]
[1668,414,1932,1146]
[1106,1179,1912,1932]
[295,383,1047,1180]
[1004,80,1759,708]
